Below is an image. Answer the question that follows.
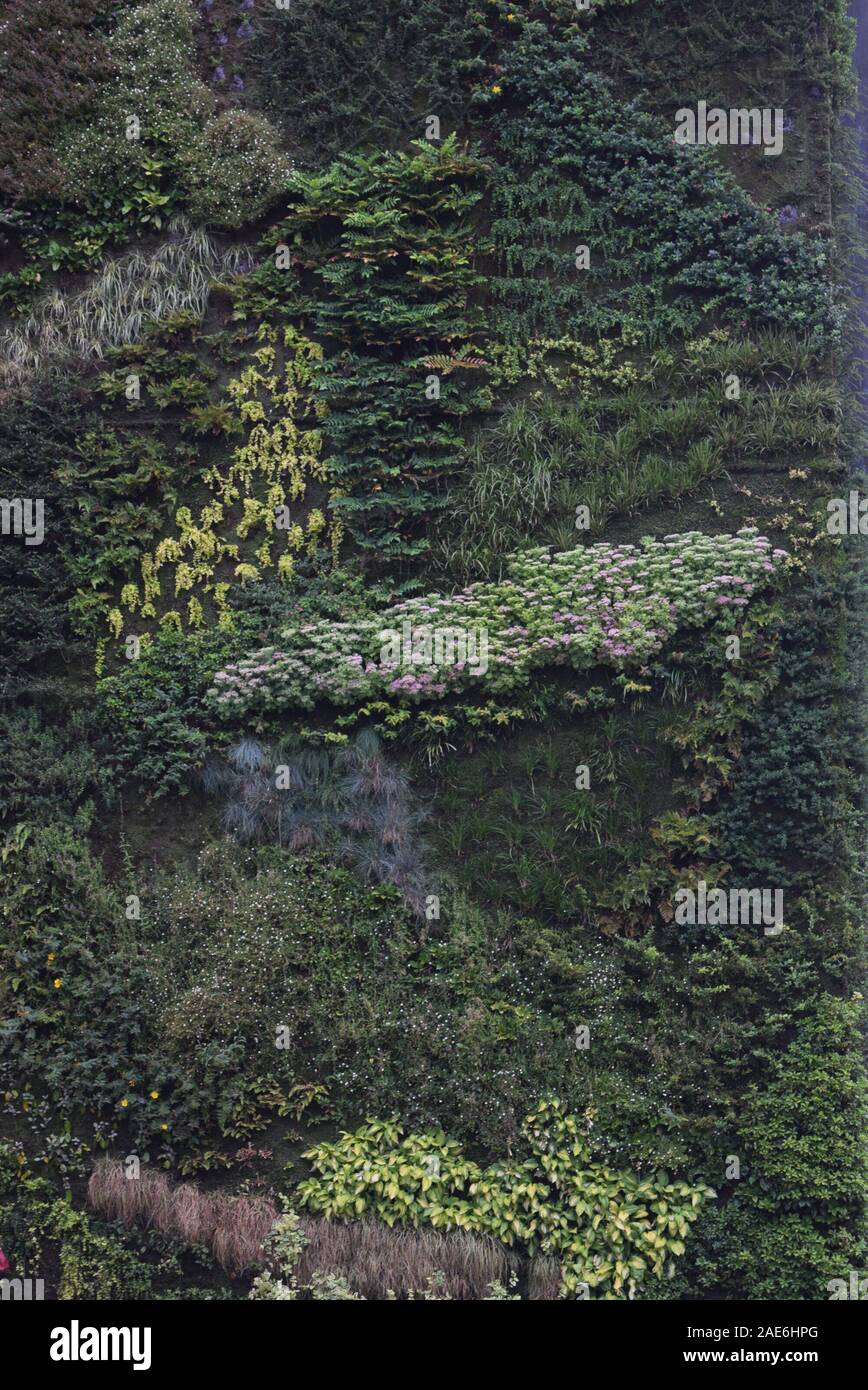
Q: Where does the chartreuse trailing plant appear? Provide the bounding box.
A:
[99,324,338,643]
[57,425,198,642]
[297,1101,715,1299]
[235,135,492,556]
[484,22,838,352]
[208,528,787,716]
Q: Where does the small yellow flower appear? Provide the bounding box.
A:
[47,952,56,963]
[17,1153,26,1165]
[120,1098,129,1108]
[150,1091,159,1100]
[491,84,502,94]
[160,1124,169,1132]
[53,978,62,989]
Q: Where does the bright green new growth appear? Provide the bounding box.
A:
[298,1100,715,1299]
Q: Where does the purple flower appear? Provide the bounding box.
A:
[213,65,226,80]
[231,74,245,90]
[778,204,799,227]
[237,20,254,38]
[215,33,228,47]
[782,115,795,133]
[241,0,255,8]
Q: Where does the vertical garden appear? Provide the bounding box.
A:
[0,0,864,1304]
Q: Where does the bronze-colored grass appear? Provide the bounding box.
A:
[293,1216,518,1300]
[87,1160,521,1296]
[87,1160,277,1276]
[527,1255,562,1301]
[212,1194,279,1278]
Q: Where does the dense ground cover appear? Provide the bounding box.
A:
[0,0,863,1302]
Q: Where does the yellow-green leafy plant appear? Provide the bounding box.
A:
[105,325,334,641]
[297,1099,715,1298]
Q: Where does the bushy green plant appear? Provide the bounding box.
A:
[0,0,109,202]
[714,572,863,889]
[0,1145,223,1299]
[0,705,113,827]
[54,0,286,230]
[237,135,492,554]
[686,1205,865,1302]
[252,0,483,158]
[0,824,163,1137]
[737,998,866,1215]
[56,0,211,205]
[96,627,249,798]
[485,23,839,348]
[182,111,292,229]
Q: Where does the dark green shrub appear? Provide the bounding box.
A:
[0,0,109,202]
[487,23,839,346]
[252,0,483,159]
[737,998,866,1216]
[96,630,223,800]
[715,574,863,888]
[687,1204,863,1301]
[0,704,114,827]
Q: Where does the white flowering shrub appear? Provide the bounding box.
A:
[56,0,288,228]
[183,110,292,228]
[58,0,211,194]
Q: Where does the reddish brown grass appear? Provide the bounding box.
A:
[212,1194,278,1278]
[527,1255,562,1300]
[88,1160,519,1295]
[293,1216,518,1300]
[87,1160,277,1276]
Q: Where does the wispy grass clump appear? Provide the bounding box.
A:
[0,218,251,388]
[87,1159,516,1296]
[87,1160,277,1277]
[196,729,435,917]
[292,1218,517,1301]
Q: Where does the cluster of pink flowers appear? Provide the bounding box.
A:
[206,529,787,718]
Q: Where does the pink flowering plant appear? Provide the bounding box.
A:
[206,529,787,718]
